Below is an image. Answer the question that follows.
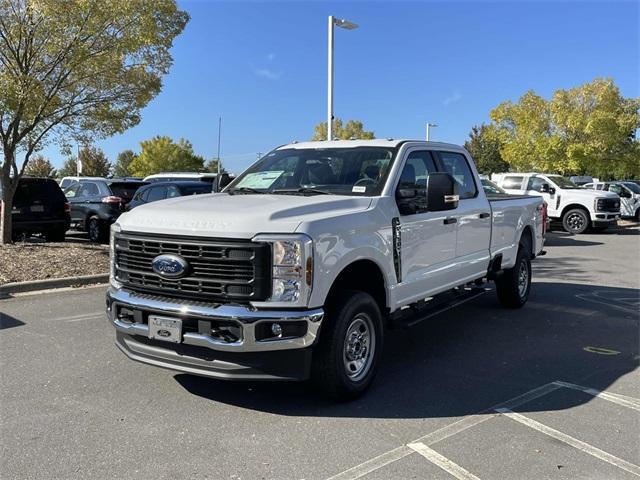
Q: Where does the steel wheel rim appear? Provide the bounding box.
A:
[343,314,375,381]
[518,260,529,298]
[567,212,585,231]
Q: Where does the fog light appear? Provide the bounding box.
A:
[271,323,283,337]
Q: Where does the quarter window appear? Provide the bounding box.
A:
[502,176,524,190]
[437,152,478,199]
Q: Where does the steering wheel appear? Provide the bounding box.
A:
[354,177,377,188]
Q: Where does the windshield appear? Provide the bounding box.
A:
[622,182,640,194]
[227,147,396,196]
[548,175,579,189]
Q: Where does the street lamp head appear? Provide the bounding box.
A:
[334,18,358,30]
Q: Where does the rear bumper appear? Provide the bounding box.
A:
[106,287,323,380]
[13,217,69,231]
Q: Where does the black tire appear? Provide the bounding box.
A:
[87,216,107,243]
[312,291,384,400]
[562,208,590,234]
[46,227,66,242]
[495,245,532,309]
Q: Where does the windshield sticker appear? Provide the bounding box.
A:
[352,186,367,193]
[235,171,284,189]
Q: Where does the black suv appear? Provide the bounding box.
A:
[4,177,70,241]
[127,181,213,210]
[64,179,147,242]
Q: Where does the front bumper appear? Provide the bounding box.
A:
[592,213,620,226]
[106,287,323,380]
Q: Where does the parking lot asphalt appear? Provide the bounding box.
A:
[1,223,639,480]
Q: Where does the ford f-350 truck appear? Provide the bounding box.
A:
[107,140,545,399]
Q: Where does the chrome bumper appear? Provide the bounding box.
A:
[106,287,324,353]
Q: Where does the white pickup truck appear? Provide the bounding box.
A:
[492,172,620,234]
[107,140,545,399]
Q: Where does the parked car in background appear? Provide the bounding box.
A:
[583,181,640,220]
[492,173,620,234]
[2,177,70,241]
[127,181,213,210]
[64,179,147,242]
[59,176,105,190]
[142,172,235,192]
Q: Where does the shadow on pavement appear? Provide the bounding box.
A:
[175,282,639,418]
[0,313,25,330]
[543,233,604,247]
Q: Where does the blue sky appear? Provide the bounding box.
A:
[44,0,639,174]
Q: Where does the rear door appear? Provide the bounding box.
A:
[68,182,100,225]
[606,184,634,217]
[395,149,457,303]
[435,151,491,281]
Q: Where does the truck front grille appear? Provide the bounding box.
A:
[114,233,271,303]
[596,198,620,213]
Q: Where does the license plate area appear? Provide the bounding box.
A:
[148,316,182,343]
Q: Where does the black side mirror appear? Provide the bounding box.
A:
[427,173,458,211]
[548,187,556,195]
[539,184,550,193]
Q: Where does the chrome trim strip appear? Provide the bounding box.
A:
[107,287,323,352]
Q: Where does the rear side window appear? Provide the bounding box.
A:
[78,182,100,196]
[436,151,478,199]
[180,185,212,196]
[502,176,524,190]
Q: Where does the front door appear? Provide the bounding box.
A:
[525,176,558,217]
[394,149,457,304]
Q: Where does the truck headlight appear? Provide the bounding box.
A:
[109,223,122,289]
[252,234,313,307]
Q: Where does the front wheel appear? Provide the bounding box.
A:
[562,208,590,234]
[312,291,384,400]
[495,246,531,309]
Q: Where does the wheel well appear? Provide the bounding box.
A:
[326,260,387,313]
[519,226,533,255]
[560,204,590,220]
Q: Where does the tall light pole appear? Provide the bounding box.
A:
[327,16,358,141]
[426,122,438,141]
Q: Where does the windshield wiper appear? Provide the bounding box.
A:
[271,187,333,196]
[227,187,264,195]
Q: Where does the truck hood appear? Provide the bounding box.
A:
[561,189,618,200]
[117,193,373,239]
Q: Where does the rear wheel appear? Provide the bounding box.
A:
[495,245,531,309]
[87,217,107,243]
[562,208,589,234]
[312,291,383,400]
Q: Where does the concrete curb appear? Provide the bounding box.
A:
[0,273,109,296]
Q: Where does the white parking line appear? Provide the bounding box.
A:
[407,442,481,480]
[47,312,103,322]
[495,408,640,477]
[552,380,640,412]
[325,382,562,480]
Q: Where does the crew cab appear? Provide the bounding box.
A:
[583,181,640,220]
[492,173,620,234]
[107,140,545,399]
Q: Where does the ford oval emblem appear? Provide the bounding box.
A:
[151,254,189,279]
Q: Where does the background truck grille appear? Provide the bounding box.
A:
[114,233,271,303]
[596,198,620,212]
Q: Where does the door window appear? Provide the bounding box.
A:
[396,150,437,214]
[64,183,81,198]
[167,185,181,198]
[147,186,167,202]
[526,177,549,192]
[78,182,99,197]
[436,151,478,198]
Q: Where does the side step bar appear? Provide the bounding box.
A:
[390,287,490,328]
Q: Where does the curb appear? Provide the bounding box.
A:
[0,273,109,296]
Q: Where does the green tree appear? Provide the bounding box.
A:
[128,136,204,177]
[78,145,111,176]
[113,150,137,178]
[24,154,56,177]
[490,78,640,178]
[204,158,227,174]
[0,0,188,243]
[312,118,375,141]
[464,124,509,174]
[57,158,77,178]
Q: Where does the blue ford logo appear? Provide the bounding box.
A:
[151,254,189,279]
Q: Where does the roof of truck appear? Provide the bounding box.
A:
[276,139,465,150]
